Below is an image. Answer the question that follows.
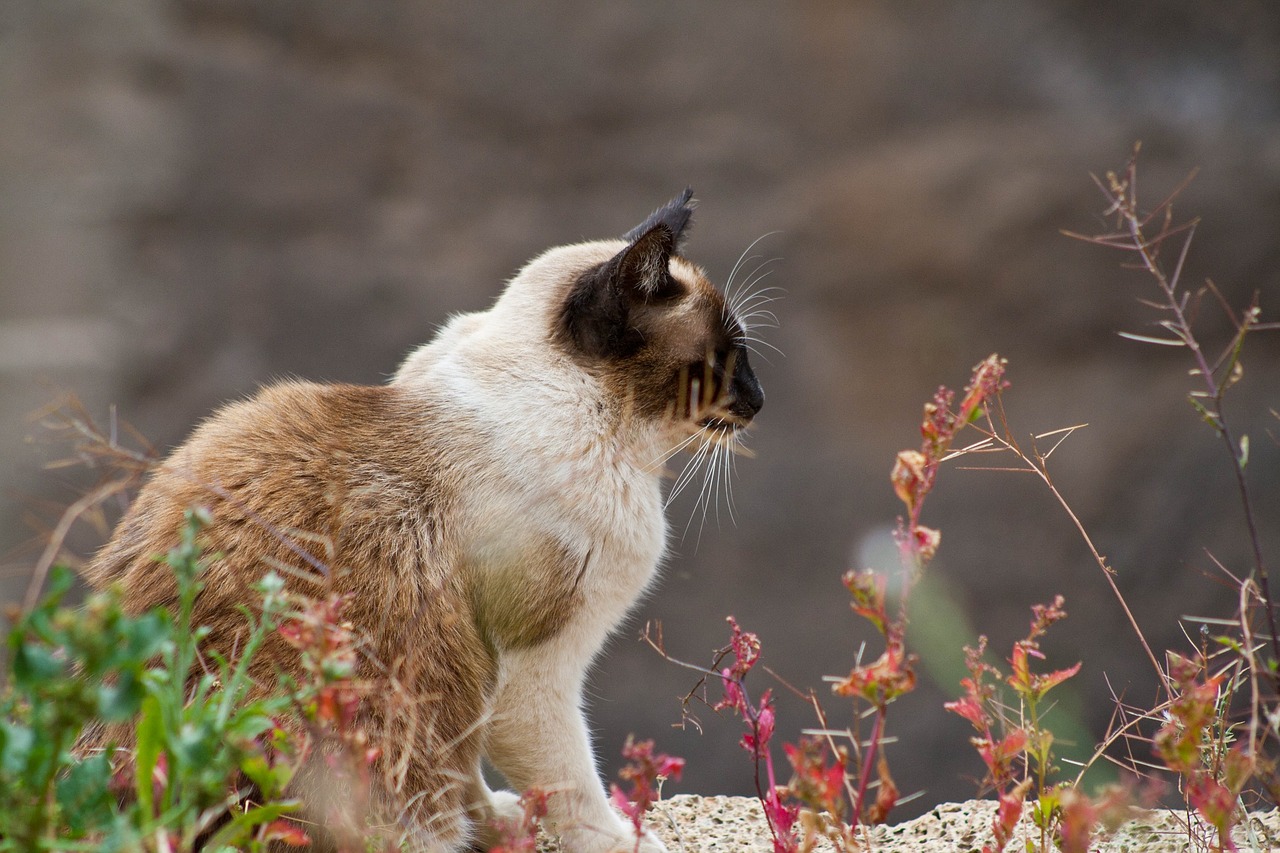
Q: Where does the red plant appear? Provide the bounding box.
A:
[261,819,312,848]
[276,592,385,851]
[711,617,799,853]
[894,353,1008,537]
[989,781,1032,853]
[610,736,685,851]
[652,355,1028,849]
[782,738,846,823]
[278,594,364,732]
[487,787,550,853]
[830,355,1007,827]
[1154,652,1253,852]
[1008,596,1082,707]
[945,598,1085,853]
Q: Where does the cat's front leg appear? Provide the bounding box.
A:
[484,646,668,853]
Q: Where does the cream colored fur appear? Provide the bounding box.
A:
[395,241,676,850]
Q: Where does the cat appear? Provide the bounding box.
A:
[81,189,764,852]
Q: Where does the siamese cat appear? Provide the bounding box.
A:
[82,189,764,852]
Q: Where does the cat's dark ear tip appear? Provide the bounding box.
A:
[623,188,697,248]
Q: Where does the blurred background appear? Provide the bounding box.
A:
[3,0,1279,817]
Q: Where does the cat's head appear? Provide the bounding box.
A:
[548,189,765,443]
[396,190,766,455]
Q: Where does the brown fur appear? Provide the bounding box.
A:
[84,383,500,841]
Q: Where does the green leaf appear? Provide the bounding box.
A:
[1030,788,1059,829]
[11,642,64,688]
[226,708,276,743]
[1186,396,1222,432]
[201,801,300,850]
[237,749,294,802]
[0,720,35,776]
[1239,434,1250,470]
[171,720,218,771]
[255,571,285,597]
[120,610,170,661]
[134,694,164,817]
[1213,635,1244,654]
[43,564,77,603]
[97,669,145,722]
[56,753,115,835]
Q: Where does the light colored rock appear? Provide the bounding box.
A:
[539,796,1280,852]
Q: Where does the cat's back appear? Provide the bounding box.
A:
[85,380,454,612]
[80,378,498,818]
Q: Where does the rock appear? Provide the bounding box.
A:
[536,796,1280,852]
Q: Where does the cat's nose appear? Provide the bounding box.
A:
[730,372,764,420]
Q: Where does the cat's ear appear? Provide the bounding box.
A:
[622,187,695,251]
[612,222,679,301]
[558,190,695,358]
[612,187,695,300]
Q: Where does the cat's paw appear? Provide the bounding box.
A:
[558,823,668,853]
[469,788,529,850]
[487,788,525,823]
[618,828,668,853]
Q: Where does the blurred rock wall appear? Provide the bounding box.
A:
[3,0,1279,815]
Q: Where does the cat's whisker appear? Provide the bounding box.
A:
[703,442,727,535]
[734,263,778,298]
[726,433,756,458]
[720,438,739,526]
[667,435,713,510]
[738,335,785,359]
[708,437,737,536]
[666,429,712,497]
[655,432,706,484]
[679,421,749,544]
[735,289,783,309]
[730,260,779,307]
[649,437,699,475]
[727,260,783,372]
[723,231,781,311]
[736,294,783,315]
[728,278,776,327]
[738,309,780,331]
[732,291,783,332]
[646,428,705,472]
[682,438,718,542]
[723,256,763,316]
[736,283,786,301]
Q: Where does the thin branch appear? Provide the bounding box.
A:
[1084,147,1279,668]
[974,397,1166,689]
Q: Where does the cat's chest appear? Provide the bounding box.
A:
[461,451,666,651]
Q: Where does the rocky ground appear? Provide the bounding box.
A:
[542,796,1280,852]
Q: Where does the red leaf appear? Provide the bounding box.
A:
[944,695,987,729]
[263,819,311,847]
[866,756,898,824]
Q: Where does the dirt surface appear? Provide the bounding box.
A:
[539,796,1280,852]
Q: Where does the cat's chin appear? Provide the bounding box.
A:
[699,417,736,433]
[696,416,752,445]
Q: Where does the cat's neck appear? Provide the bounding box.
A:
[394,322,671,478]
